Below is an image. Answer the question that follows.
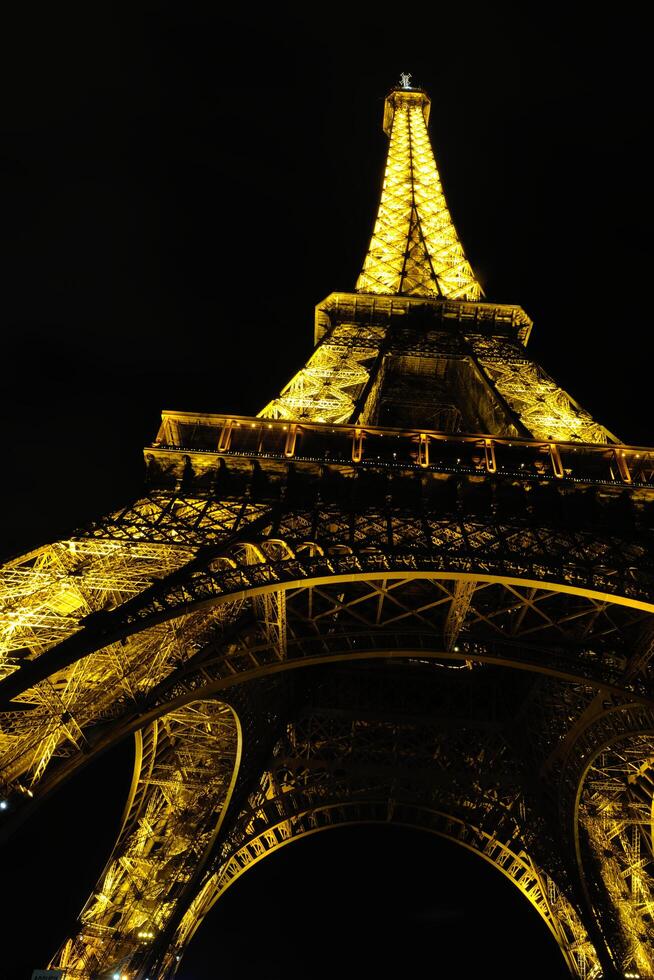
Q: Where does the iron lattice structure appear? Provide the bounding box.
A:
[2,82,654,979]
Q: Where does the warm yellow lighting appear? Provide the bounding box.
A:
[472,347,611,443]
[258,323,380,424]
[357,88,481,300]
[5,80,648,980]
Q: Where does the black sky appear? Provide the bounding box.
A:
[2,4,652,977]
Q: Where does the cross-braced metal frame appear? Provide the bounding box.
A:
[1,82,653,979]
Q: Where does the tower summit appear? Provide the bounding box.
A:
[258,82,610,441]
[2,82,654,980]
[357,83,482,300]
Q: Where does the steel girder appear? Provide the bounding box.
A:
[1,490,654,976]
[152,677,601,979]
[50,699,240,979]
[2,496,653,732]
[3,81,653,980]
[254,306,610,442]
[468,335,614,445]
[355,88,481,301]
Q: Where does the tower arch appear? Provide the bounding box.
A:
[162,767,600,977]
[0,78,652,980]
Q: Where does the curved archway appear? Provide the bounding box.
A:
[180,824,576,979]
[3,545,653,707]
[4,568,652,847]
[2,544,652,980]
[165,801,600,979]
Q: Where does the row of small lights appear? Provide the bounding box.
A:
[186,418,651,454]
[167,432,641,474]
[3,410,646,980]
[158,446,640,491]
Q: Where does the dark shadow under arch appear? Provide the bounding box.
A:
[180,823,571,979]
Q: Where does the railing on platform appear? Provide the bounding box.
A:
[152,413,654,488]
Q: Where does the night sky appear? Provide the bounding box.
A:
[2,5,652,978]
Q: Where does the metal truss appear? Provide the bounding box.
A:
[1,564,646,804]
[468,336,614,444]
[157,698,601,978]
[3,81,653,980]
[0,492,273,794]
[3,504,653,976]
[547,699,654,978]
[2,473,654,979]
[0,537,193,682]
[444,578,477,650]
[151,411,653,486]
[2,531,652,978]
[581,734,654,976]
[258,323,385,424]
[3,495,653,718]
[356,88,481,301]
[50,699,240,979]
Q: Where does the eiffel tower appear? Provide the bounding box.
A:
[2,76,654,979]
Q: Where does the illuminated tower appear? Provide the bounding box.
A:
[2,78,654,979]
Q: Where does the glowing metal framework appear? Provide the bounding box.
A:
[356,89,481,300]
[1,84,653,979]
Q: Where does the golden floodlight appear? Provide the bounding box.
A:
[1,77,653,980]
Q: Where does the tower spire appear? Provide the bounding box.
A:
[356,83,482,300]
